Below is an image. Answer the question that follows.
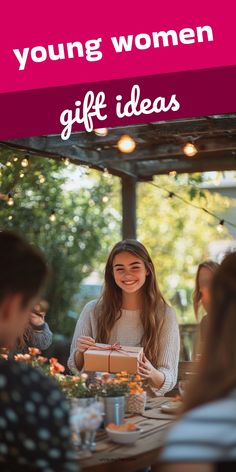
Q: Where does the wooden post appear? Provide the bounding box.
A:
[121,176,137,239]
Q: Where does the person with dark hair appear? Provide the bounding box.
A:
[0,231,77,472]
[68,239,179,396]
[158,252,236,471]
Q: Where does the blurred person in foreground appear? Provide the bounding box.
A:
[155,252,236,472]
[0,231,77,472]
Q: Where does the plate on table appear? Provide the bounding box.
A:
[160,400,182,414]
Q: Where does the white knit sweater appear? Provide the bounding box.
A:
[68,299,180,396]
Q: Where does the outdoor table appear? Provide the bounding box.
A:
[80,396,176,472]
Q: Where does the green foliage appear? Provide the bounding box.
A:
[0,147,233,331]
[137,174,233,323]
[0,148,120,335]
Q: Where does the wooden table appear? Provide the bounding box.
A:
[80,397,175,472]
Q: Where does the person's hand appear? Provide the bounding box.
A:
[76,336,95,353]
[138,353,156,380]
[29,312,45,327]
[138,353,165,388]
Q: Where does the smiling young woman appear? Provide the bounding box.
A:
[68,239,180,396]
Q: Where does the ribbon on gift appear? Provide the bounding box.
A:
[86,342,136,372]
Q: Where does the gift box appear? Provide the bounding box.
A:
[84,343,143,374]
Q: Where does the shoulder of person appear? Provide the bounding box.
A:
[0,359,66,400]
[78,299,101,321]
[158,300,176,318]
[187,389,236,422]
[164,391,236,446]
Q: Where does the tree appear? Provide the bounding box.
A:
[137,174,233,322]
[0,148,120,334]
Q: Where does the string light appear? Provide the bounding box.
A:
[102,196,109,203]
[64,158,70,166]
[39,175,46,184]
[21,157,29,168]
[103,168,110,178]
[117,135,136,153]
[13,156,18,162]
[8,215,13,221]
[49,210,56,222]
[7,193,14,206]
[149,182,236,232]
[94,128,108,137]
[182,142,198,158]
[6,161,12,167]
[217,220,225,233]
[169,171,177,177]
[19,171,25,178]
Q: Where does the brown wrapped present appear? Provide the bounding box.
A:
[84,342,143,374]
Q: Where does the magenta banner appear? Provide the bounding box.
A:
[0,65,236,140]
[0,0,235,138]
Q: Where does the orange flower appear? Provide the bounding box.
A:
[37,356,48,364]
[134,374,142,381]
[72,376,81,383]
[49,357,59,365]
[14,354,31,362]
[0,354,8,360]
[28,347,41,356]
[50,360,65,375]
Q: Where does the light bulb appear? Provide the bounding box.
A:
[169,171,177,177]
[19,171,24,178]
[94,128,108,137]
[21,158,29,167]
[49,211,56,222]
[182,142,198,158]
[7,195,14,206]
[6,161,12,167]
[117,135,136,153]
[217,220,225,233]
[8,215,13,220]
[13,156,18,162]
[102,196,109,203]
[39,175,45,184]
[64,158,70,166]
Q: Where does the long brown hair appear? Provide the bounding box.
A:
[95,239,167,366]
[193,260,219,320]
[183,251,236,413]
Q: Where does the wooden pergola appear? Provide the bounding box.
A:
[1,114,236,239]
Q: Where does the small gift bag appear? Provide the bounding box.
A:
[126,391,147,414]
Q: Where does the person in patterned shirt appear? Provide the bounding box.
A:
[0,231,78,472]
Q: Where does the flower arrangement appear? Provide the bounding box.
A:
[93,371,145,397]
[0,348,147,405]
[58,373,98,399]
[13,348,65,376]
